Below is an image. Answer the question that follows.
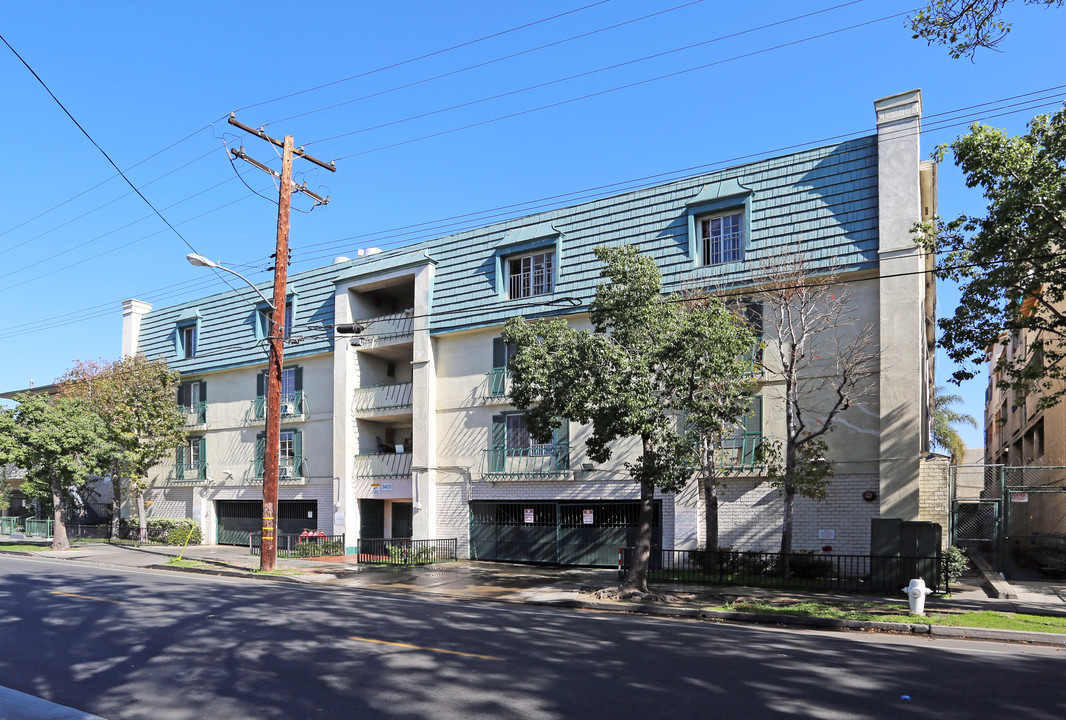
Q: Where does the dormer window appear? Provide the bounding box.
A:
[179,324,197,359]
[508,251,554,299]
[701,211,745,266]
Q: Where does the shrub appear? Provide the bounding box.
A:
[944,545,970,583]
[787,552,835,579]
[118,517,201,544]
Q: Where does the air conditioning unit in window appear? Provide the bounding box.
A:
[280,402,295,416]
[278,466,294,479]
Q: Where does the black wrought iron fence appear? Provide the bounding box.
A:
[356,538,458,565]
[619,548,948,593]
[248,533,346,559]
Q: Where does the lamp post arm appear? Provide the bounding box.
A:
[216,264,275,309]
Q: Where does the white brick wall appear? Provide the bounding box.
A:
[716,474,880,555]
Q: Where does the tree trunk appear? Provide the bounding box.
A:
[620,434,656,597]
[50,474,70,551]
[136,492,147,544]
[779,482,795,578]
[110,464,122,541]
[704,475,719,553]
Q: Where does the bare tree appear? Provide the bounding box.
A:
[754,255,879,572]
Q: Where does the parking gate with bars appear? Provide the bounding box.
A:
[951,464,1066,575]
[216,500,318,545]
[470,500,662,566]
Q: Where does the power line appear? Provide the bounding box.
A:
[319,9,913,158]
[268,1,859,128]
[236,0,616,115]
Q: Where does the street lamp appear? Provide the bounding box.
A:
[187,252,282,571]
[186,254,274,309]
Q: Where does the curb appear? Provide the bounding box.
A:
[532,597,1066,647]
[148,563,308,584]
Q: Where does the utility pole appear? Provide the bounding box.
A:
[228,114,335,571]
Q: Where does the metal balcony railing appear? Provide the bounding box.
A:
[250,456,305,483]
[482,444,570,477]
[353,382,413,413]
[353,452,413,478]
[717,433,763,471]
[181,402,207,425]
[357,311,414,342]
[483,368,509,398]
[172,461,209,484]
[252,391,306,420]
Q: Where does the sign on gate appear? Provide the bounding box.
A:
[582,509,594,524]
[524,508,534,523]
[1011,493,1029,503]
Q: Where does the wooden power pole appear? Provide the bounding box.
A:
[228,114,335,571]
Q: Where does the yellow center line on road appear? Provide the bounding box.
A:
[51,591,125,604]
[349,636,502,661]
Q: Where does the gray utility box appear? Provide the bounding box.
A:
[870,518,942,592]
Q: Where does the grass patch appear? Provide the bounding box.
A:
[164,557,211,568]
[0,542,53,552]
[710,598,1066,634]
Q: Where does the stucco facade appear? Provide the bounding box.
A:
[123,90,938,560]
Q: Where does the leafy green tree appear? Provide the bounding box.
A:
[754,255,879,570]
[933,386,978,464]
[910,0,1063,59]
[502,245,755,597]
[918,105,1066,410]
[0,394,113,550]
[58,355,187,540]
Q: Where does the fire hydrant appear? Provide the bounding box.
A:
[902,578,933,616]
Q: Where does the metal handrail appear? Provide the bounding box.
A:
[353,382,413,413]
[353,452,413,478]
[482,444,570,476]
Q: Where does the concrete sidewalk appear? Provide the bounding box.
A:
[8,540,1066,644]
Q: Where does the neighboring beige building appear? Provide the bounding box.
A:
[117,90,940,563]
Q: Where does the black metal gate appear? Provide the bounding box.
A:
[470,500,661,566]
[216,500,318,545]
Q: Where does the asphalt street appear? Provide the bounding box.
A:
[1,554,1064,720]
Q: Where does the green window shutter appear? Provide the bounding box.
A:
[175,445,185,481]
[293,429,304,477]
[294,366,304,392]
[743,396,763,465]
[177,384,185,406]
[554,421,570,471]
[490,415,506,472]
[745,396,763,437]
[255,433,266,478]
[255,372,265,420]
[198,437,208,479]
[492,338,507,369]
[198,381,208,424]
[746,301,764,363]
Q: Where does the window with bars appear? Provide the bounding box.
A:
[508,251,554,299]
[701,211,745,265]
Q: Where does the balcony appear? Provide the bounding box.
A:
[481,444,570,478]
[171,461,208,485]
[483,368,510,400]
[250,456,306,484]
[181,402,207,426]
[353,311,414,350]
[353,452,413,478]
[251,392,306,421]
[353,382,413,417]
[716,433,763,471]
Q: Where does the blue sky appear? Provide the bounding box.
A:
[2,0,1065,450]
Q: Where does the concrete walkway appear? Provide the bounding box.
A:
[7,540,1066,645]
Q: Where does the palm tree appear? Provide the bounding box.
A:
[932,386,979,464]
